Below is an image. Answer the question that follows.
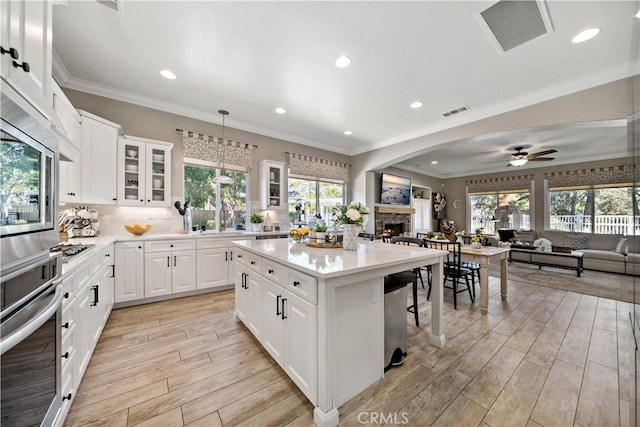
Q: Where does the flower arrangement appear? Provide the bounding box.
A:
[455,230,466,238]
[471,235,482,243]
[329,202,369,227]
[475,227,484,235]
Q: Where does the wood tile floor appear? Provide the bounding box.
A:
[64,270,636,427]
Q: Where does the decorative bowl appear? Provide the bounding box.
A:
[125,224,151,236]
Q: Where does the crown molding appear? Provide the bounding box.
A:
[52,49,71,85]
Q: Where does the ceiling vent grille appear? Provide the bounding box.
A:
[480,0,553,52]
[442,105,469,117]
[97,0,122,12]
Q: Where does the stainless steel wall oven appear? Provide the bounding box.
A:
[0,93,59,274]
[1,254,63,427]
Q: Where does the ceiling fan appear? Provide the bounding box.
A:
[508,146,557,167]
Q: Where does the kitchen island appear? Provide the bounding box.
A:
[232,239,446,427]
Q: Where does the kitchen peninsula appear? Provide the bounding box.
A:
[232,239,446,427]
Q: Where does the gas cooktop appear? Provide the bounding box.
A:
[50,243,96,262]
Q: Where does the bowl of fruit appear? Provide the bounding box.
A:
[125,224,151,236]
[289,227,310,242]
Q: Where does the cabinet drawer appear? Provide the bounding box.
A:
[98,245,114,267]
[286,270,317,304]
[74,264,91,290]
[263,259,286,286]
[197,237,237,250]
[61,298,75,328]
[61,275,76,309]
[61,323,76,376]
[236,249,262,272]
[145,239,196,253]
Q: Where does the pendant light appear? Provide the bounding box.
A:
[213,109,234,185]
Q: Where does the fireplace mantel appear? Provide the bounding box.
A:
[374,204,415,215]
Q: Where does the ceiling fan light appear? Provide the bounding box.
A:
[509,158,528,167]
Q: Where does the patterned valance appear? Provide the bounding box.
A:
[183,130,254,170]
[466,175,532,193]
[545,165,637,188]
[288,152,349,182]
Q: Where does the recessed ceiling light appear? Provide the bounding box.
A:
[275,107,286,114]
[635,9,640,19]
[572,28,600,43]
[160,69,176,80]
[344,130,352,135]
[335,56,351,68]
[430,161,438,165]
[410,101,423,109]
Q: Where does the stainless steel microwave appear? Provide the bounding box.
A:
[1,93,59,273]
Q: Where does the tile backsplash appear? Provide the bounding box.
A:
[61,203,183,236]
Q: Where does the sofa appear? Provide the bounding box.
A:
[530,230,637,275]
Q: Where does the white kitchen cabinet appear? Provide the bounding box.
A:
[144,239,197,297]
[412,197,432,234]
[51,79,82,162]
[235,248,318,404]
[117,135,172,208]
[144,251,173,298]
[0,0,53,120]
[80,111,121,205]
[195,238,239,290]
[59,159,82,204]
[114,242,145,303]
[259,160,285,210]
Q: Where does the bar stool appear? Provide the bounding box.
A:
[386,236,424,326]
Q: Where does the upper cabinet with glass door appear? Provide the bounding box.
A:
[259,160,285,210]
[117,136,172,207]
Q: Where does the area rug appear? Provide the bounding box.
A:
[488,263,636,303]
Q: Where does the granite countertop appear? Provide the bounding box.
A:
[233,239,446,279]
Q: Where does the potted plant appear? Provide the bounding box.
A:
[315,224,328,242]
[250,213,264,232]
[425,231,435,239]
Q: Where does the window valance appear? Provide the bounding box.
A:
[288,152,349,182]
[466,175,532,193]
[545,165,637,189]
[182,130,254,170]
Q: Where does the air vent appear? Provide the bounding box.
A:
[442,105,469,117]
[480,0,553,52]
[97,0,122,12]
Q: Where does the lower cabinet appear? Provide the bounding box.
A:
[196,238,237,290]
[144,249,196,296]
[114,242,144,303]
[57,244,114,427]
[234,248,317,404]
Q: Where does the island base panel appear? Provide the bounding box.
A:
[314,407,339,427]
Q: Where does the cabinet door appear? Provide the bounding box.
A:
[81,115,119,204]
[283,290,318,404]
[145,143,171,207]
[172,250,197,293]
[0,0,52,119]
[259,160,285,210]
[114,242,145,303]
[246,271,262,340]
[144,252,172,298]
[100,262,115,323]
[196,248,229,289]
[261,279,285,365]
[117,137,145,207]
[59,160,82,204]
[76,279,100,379]
[234,266,249,322]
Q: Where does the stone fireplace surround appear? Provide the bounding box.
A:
[374,212,411,238]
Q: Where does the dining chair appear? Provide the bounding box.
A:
[423,239,474,309]
[358,232,374,241]
[386,236,424,326]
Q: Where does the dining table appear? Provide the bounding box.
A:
[459,244,511,314]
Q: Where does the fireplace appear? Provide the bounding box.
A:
[383,222,405,237]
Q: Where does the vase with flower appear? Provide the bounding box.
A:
[455,230,466,244]
[329,202,369,251]
[471,234,483,249]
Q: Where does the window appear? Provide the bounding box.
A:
[184,164,247,231]
[548,185,635,234]
[288,177,345,227]
[469,190,530,234]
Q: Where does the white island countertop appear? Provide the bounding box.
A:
[233,239,445,279]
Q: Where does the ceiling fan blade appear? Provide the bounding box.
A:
[527,157,555,161]
[527,149,557,158]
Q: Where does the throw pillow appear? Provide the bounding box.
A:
[615,237,628,254]
[564,234,588,250]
